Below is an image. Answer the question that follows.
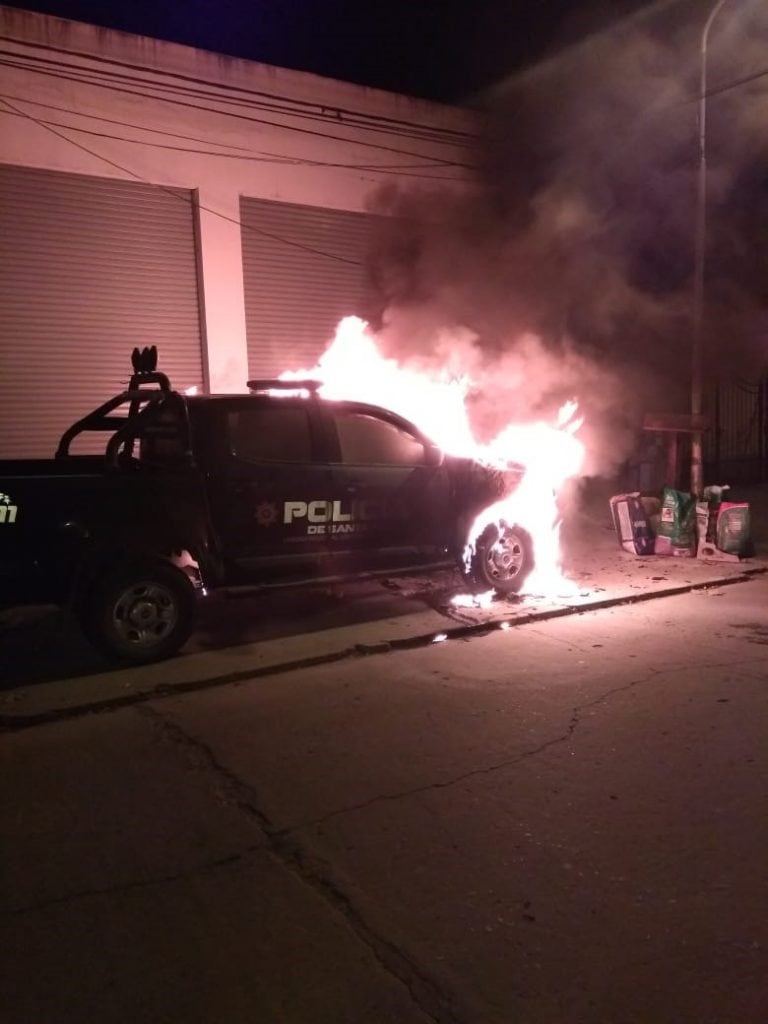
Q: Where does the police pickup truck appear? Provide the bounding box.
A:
[0,347,533,663]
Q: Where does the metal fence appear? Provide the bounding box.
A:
[704,377,768,484]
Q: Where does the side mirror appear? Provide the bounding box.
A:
[425,444,444,467]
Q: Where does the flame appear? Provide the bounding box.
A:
[451,590,495,609]
[280,316,585,597]
[280,316,476,456]
[463,404,585,597]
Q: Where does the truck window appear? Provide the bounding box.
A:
[228,406,312,463]
[139,406,186,464]
[334,412,426,466]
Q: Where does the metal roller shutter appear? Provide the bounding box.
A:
[240,197,376,377]
[0,165,203,457]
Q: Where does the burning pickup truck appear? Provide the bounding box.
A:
[0,347,532,663]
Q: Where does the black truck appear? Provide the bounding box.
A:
[0,348,533,663]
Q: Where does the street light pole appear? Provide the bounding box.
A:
[691,0,732,498]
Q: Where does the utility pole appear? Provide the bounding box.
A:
[691,0,732,498]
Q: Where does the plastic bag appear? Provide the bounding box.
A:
[655,487,696,556]
[716,502,751,556]
[609,492,655,555]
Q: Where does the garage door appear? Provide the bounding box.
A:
[240,197,377,377]
[0,165,203,457]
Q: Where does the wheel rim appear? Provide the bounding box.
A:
[483,530,526,583]
[111,581,178,649]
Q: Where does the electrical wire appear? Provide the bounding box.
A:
[0,31,479,144]
[0,51,474,168]
[0,46,477,159]
[0,92,471,180]
[0,90,463,171]
[705,64,768,102]
[4,24,766,133]
[0,94,365,265]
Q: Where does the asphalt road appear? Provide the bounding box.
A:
[0,568,462,690]
[3,576,768,1023]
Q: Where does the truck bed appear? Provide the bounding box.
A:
[0,456,110,476]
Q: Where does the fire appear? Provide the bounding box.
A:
[280,316,476,456]
[281,316,585,597]
[463,403,584,596]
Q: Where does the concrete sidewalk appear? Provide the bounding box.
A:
[2,484,765,726]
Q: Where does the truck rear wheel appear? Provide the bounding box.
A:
[465,523,533,595]
[80,560,196,663]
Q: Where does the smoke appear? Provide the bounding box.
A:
[363,0,768,479]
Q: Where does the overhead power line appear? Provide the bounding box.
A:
[0,43,476,158]
[0,51,473,168]
[0,90,472,180]
[704,64,768,101]
[0,32,479,144]
[0,95,365,266]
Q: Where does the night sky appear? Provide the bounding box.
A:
[1,0,657,104]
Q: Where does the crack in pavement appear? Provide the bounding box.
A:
[134,703,464,1024]
[5,641,766,1017]
[287,653,768,834]
[285,668,661,833]
[1,846,259,918]
[523,625,596,655]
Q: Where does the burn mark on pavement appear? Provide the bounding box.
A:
[728,622,768,645]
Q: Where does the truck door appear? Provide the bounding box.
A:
[325,404,451,568]
[205,397,334,581]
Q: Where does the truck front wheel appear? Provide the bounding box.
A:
[80,559,197,663]
[465,523,534,595]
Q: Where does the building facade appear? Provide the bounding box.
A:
[0,6,477,456]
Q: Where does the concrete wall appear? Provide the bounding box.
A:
[0,6,478,390]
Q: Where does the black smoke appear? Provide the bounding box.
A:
[363,0,768,477]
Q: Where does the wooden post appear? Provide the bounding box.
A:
[666,434,679,489]
[643,413,709,493]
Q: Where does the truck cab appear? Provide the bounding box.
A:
[0,348,532,663]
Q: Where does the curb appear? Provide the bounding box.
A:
[1,565,765,730]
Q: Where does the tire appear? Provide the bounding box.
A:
[465,522,534,595]
[80,559,197,663]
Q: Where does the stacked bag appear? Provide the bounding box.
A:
[694,486,751,560]
[610,486,751,559]
[654,488,697,557]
